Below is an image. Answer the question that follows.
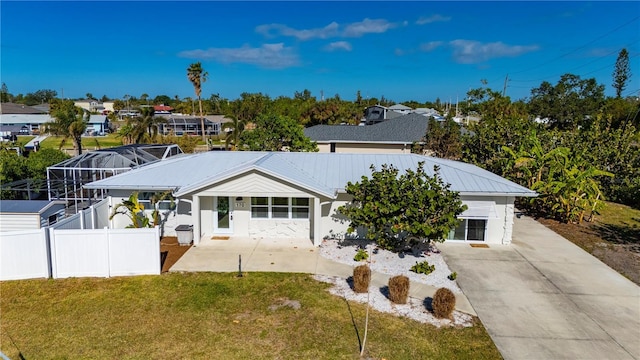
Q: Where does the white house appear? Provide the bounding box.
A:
[84,152,536,246]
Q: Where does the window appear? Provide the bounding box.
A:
[448,219,486,241]
[292,198,309,219]
[272,197,289,218]
[251,197,268,218]
[250,197,310,220]
[138,192,175,211]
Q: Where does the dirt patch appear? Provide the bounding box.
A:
[537,218,640,285]
[160,236,192,273]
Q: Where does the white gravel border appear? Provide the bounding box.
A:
[315,239,472,327]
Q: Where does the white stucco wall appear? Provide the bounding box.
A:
[248,219,310,239]
[457,195,514,245]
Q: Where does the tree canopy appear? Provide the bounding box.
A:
[46,99,88,156]
[338,163,466,251]
[239,113,317,152]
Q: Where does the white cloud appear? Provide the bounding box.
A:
[416,14,451,25]
[420,41,443,52]
[449,40,539,64]
[256,18,397,41]
[324,41,352,52]
[343,18,396,37]
[178,43,299,69]
[256,22,339,41]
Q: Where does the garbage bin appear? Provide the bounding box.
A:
[175,225,193,246]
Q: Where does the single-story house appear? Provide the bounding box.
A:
[388,104,413,114]
[0,200,66,231]
[304,113,429,153]
[84,152,536,246]
[0,114,109,135]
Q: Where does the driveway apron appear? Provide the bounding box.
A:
[439,215,640,360]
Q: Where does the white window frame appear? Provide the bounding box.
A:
[250,197,309,220]
[448,218,488,242]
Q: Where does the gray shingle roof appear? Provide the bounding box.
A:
[84,152,537,199]
[0,103,47,114]
[304,113,429,143]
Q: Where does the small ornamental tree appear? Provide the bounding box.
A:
[338,162,466,251]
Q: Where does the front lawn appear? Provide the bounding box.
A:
[538,202,640,284]
[0,273,501,359]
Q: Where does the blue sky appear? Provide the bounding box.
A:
[2,1,639,103]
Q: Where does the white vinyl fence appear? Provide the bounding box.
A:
[0,229,50,281]
[1,227,161,281]
[51,198,110,230]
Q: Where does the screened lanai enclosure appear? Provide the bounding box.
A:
[47,144,183,211]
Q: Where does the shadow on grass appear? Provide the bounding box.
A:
[591,222,640,248]
[342,297,362,353]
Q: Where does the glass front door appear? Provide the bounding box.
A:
[214,197,233,234]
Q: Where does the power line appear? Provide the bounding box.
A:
[509,15,640,76]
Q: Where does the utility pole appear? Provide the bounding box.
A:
[502,74,509,97]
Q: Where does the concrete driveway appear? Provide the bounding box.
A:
[439,215,640,360]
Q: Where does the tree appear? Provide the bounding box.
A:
[222,115,246,150]
[613,48,631,98]
[46,99,88,156]
[187,62,209,142]
[86,93,94,100]
[239,113,318,152]
[128,107,165,143]
[1,83,10,103]
[26,149,70,181]
[529,74,605,130]
[421,117,462,159]
[338,163,466,251]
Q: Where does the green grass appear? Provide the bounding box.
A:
[0,272,501,359]
[39,134,124,151]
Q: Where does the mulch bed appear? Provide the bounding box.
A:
[160,236,192,273]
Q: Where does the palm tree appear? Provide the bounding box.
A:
[187,62,209,142]
[45,99,88,156]
[222,115,246,150]
[128,107,165,144]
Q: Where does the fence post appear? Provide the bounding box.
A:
[106,227,111,278]
[43,227,53,279]
[90,205,96,230]
[48,227,58,279]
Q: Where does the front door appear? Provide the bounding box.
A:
[214,197,233,234]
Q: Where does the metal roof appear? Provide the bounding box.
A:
[304,113,429,143]
[0,200,64,214]
[84,152,537,199]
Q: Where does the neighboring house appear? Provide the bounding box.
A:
[388,104,413,114]
[304,113,429,154]
[0,114,109,135]
[157,114,221,136]
[153,104,174,114]
[363,105,404,125]
[0,200,66,231]
[84,151,536,247]
[74,99,105,113]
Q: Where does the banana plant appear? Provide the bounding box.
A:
[110,192,151,228]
